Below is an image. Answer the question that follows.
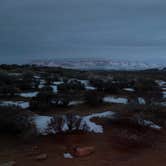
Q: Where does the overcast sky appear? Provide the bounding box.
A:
[0,0,166,64]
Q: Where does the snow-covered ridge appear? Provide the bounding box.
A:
[32,59,164,71]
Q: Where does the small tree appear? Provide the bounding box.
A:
[85,91,103,106]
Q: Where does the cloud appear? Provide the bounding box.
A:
[0,0,166,63]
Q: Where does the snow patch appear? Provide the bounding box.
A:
[64,153,73,159]
[138,97,146,105]
[79,111,115,133]
[33,115,53,135]
[19,92,38,98]
[142,120,161,130]
[103,96,128,104]
[155,80,166,87]
[123,88,135,92]
[68,100,85,106]
[85,86,96,90]
[38,79,46,89]
[77,79,96,91]
[51,85,58,93]
[162,91,166,98]
[61,115,69,132]
[53,81,64,85]
[33,59,164,71]
[0,101,29,109]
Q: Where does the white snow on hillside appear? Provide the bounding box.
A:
[155,80,166,87]
[33,115,54,135]
[69,79,96,91]
[19,92,38,98]
[63,153,73,159]
[138,97,146,105]
[51,85,58,93]
[0,101,29,109]
[38,79,46,89]
[103,96,128,104]
[140,120,161,130]
[162,91,166,98]
[53,81,64,85]
[85,86,96,90]
[68,100,85,106]
[33,59,164,71]
[123,88,135,92]
[33,111,114,135]
[79,111,115,133]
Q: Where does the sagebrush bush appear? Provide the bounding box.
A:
[58,79,85,92]
[0,106,35,136]
[84,91,103,106]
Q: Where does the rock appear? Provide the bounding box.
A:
[63,153,74,159]
[0,161,16,166]
[35,153,48,161]
[73,146,95,157]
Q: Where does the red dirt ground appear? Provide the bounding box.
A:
[0,125,166,166]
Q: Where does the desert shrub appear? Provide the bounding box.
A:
[0,72,15,84]
[58,79,85,93]
[134,78,159,92]
[30,86,71,110]
[90,78,135,94]
[30,86,55,111]
[111,127,157,149]
[52,93,71,107]
[84,91,103,106]
[134,79,162,103]
[110,112,158,148]
[0,106,35,136]
[0,85,18,97]
[138,105,166,127]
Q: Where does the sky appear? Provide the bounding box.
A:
[0,0,166,64]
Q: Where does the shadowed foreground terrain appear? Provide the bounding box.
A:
[0,65,166,165]
[0,125,166,166]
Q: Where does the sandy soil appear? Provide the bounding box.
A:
[0,121,166,166]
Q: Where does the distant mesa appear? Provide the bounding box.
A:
[31,59,164,71]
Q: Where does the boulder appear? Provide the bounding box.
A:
[73,146,95,157]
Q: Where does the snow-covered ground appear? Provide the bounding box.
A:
[139,120,161,130]
[68,100,85,106]
[155,80,166,87]
[162,91,166,98]
[79,111,115,133]
[33,59,164,71]
[33,111,115,135]
[69,79,96,91]
[80,80,96,91]
[155,80,166,99]
[50,81,64,93]
[0,101,30,109]
[53,81,64,85]
[63,153,73,159]
[138,97,146,105]
[33,115,54,135]
[38,79,46,89]
[19,92,38,98]
[33,75,41,79]
[123,88,135,92]
[50,85,58,93]
[103,96,128,104]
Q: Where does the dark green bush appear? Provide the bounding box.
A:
[84,91,103,106]
[0,106,35,135]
